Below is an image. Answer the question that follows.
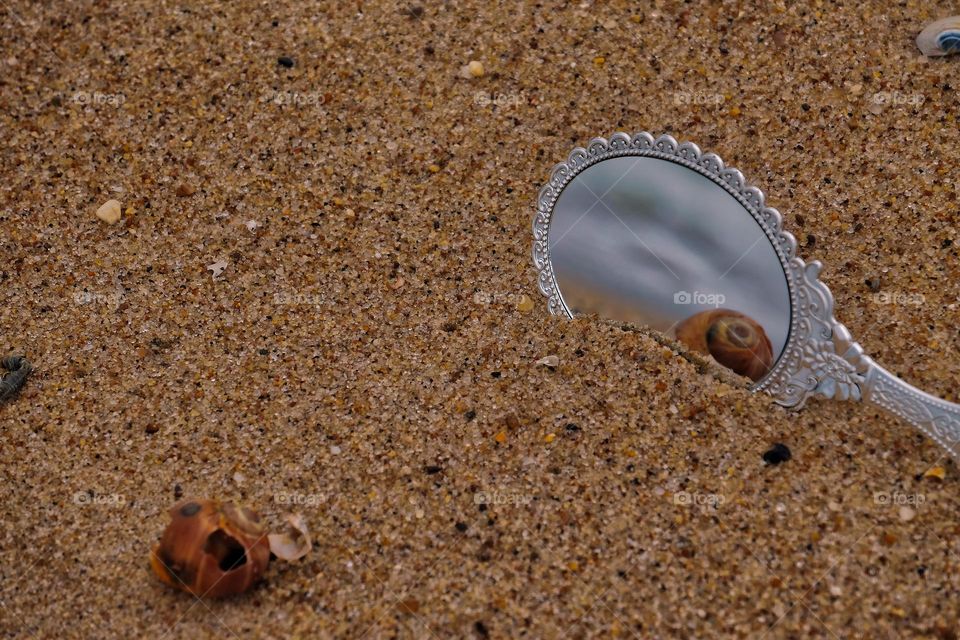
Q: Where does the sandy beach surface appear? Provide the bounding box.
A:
[3,1,960,638]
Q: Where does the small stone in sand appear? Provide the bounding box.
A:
[923,466,945,480]
[95,199,122,224]
[898,506,916,522]
[278,56,295,68]
[175,183,196,197]
[467,60,484,78]
[762,443,791,465]
[516,294,534,313]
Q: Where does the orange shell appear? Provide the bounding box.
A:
[675,309,774,382]
[150,498,271,598]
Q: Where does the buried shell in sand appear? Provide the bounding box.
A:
[917,16,960,57]
[150,498,311,598]
[0,355,32,402]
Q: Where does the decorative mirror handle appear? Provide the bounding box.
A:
[859,360,960,460]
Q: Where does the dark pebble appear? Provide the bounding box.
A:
[173,483,183,499]
[474,620,489,637]
[455,521,468,532]
[762,443,792,465]
[278,56,295,68]
[464,409,476,421]
[424,465,443,474]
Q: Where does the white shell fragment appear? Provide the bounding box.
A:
[917,16,960,57]
[536,355,560,368]
[268,513,312,561]
[95,199,122,224]
[206,260,227,278]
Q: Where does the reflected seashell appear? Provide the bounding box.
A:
[917,16,960,57]
[675,309,774,382]
[150,498,271,598]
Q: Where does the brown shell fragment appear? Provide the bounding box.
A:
[150,498,271,598]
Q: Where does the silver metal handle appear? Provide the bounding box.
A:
[766,310,960,461]
[861,359,960,460]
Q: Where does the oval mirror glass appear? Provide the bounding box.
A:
[548,155,791,383]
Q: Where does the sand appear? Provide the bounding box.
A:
[2,0,960,638]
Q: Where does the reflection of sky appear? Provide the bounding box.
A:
[549,156,791,360]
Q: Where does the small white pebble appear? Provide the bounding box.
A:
[95,199,122,224]
[460,60,484,80]
[330,445,342,455]
[536,355,559,368]
[829,585,842,597]
[898,506,916,522]
[245,219,260,232]
[233,472,245,486]
[207,260,228,278]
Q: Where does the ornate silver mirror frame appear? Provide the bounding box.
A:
[532,132,960,460]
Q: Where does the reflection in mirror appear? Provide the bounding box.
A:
[548,156,791,382]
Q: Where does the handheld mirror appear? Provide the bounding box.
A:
[532,132,960,460]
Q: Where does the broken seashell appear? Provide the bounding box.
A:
[268,513,312,561]
[150,498,271,598]
[536,355,559,368]
[917,16,960,57]
[207,260,227,278]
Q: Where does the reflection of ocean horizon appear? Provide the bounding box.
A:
[549,156,791,361]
